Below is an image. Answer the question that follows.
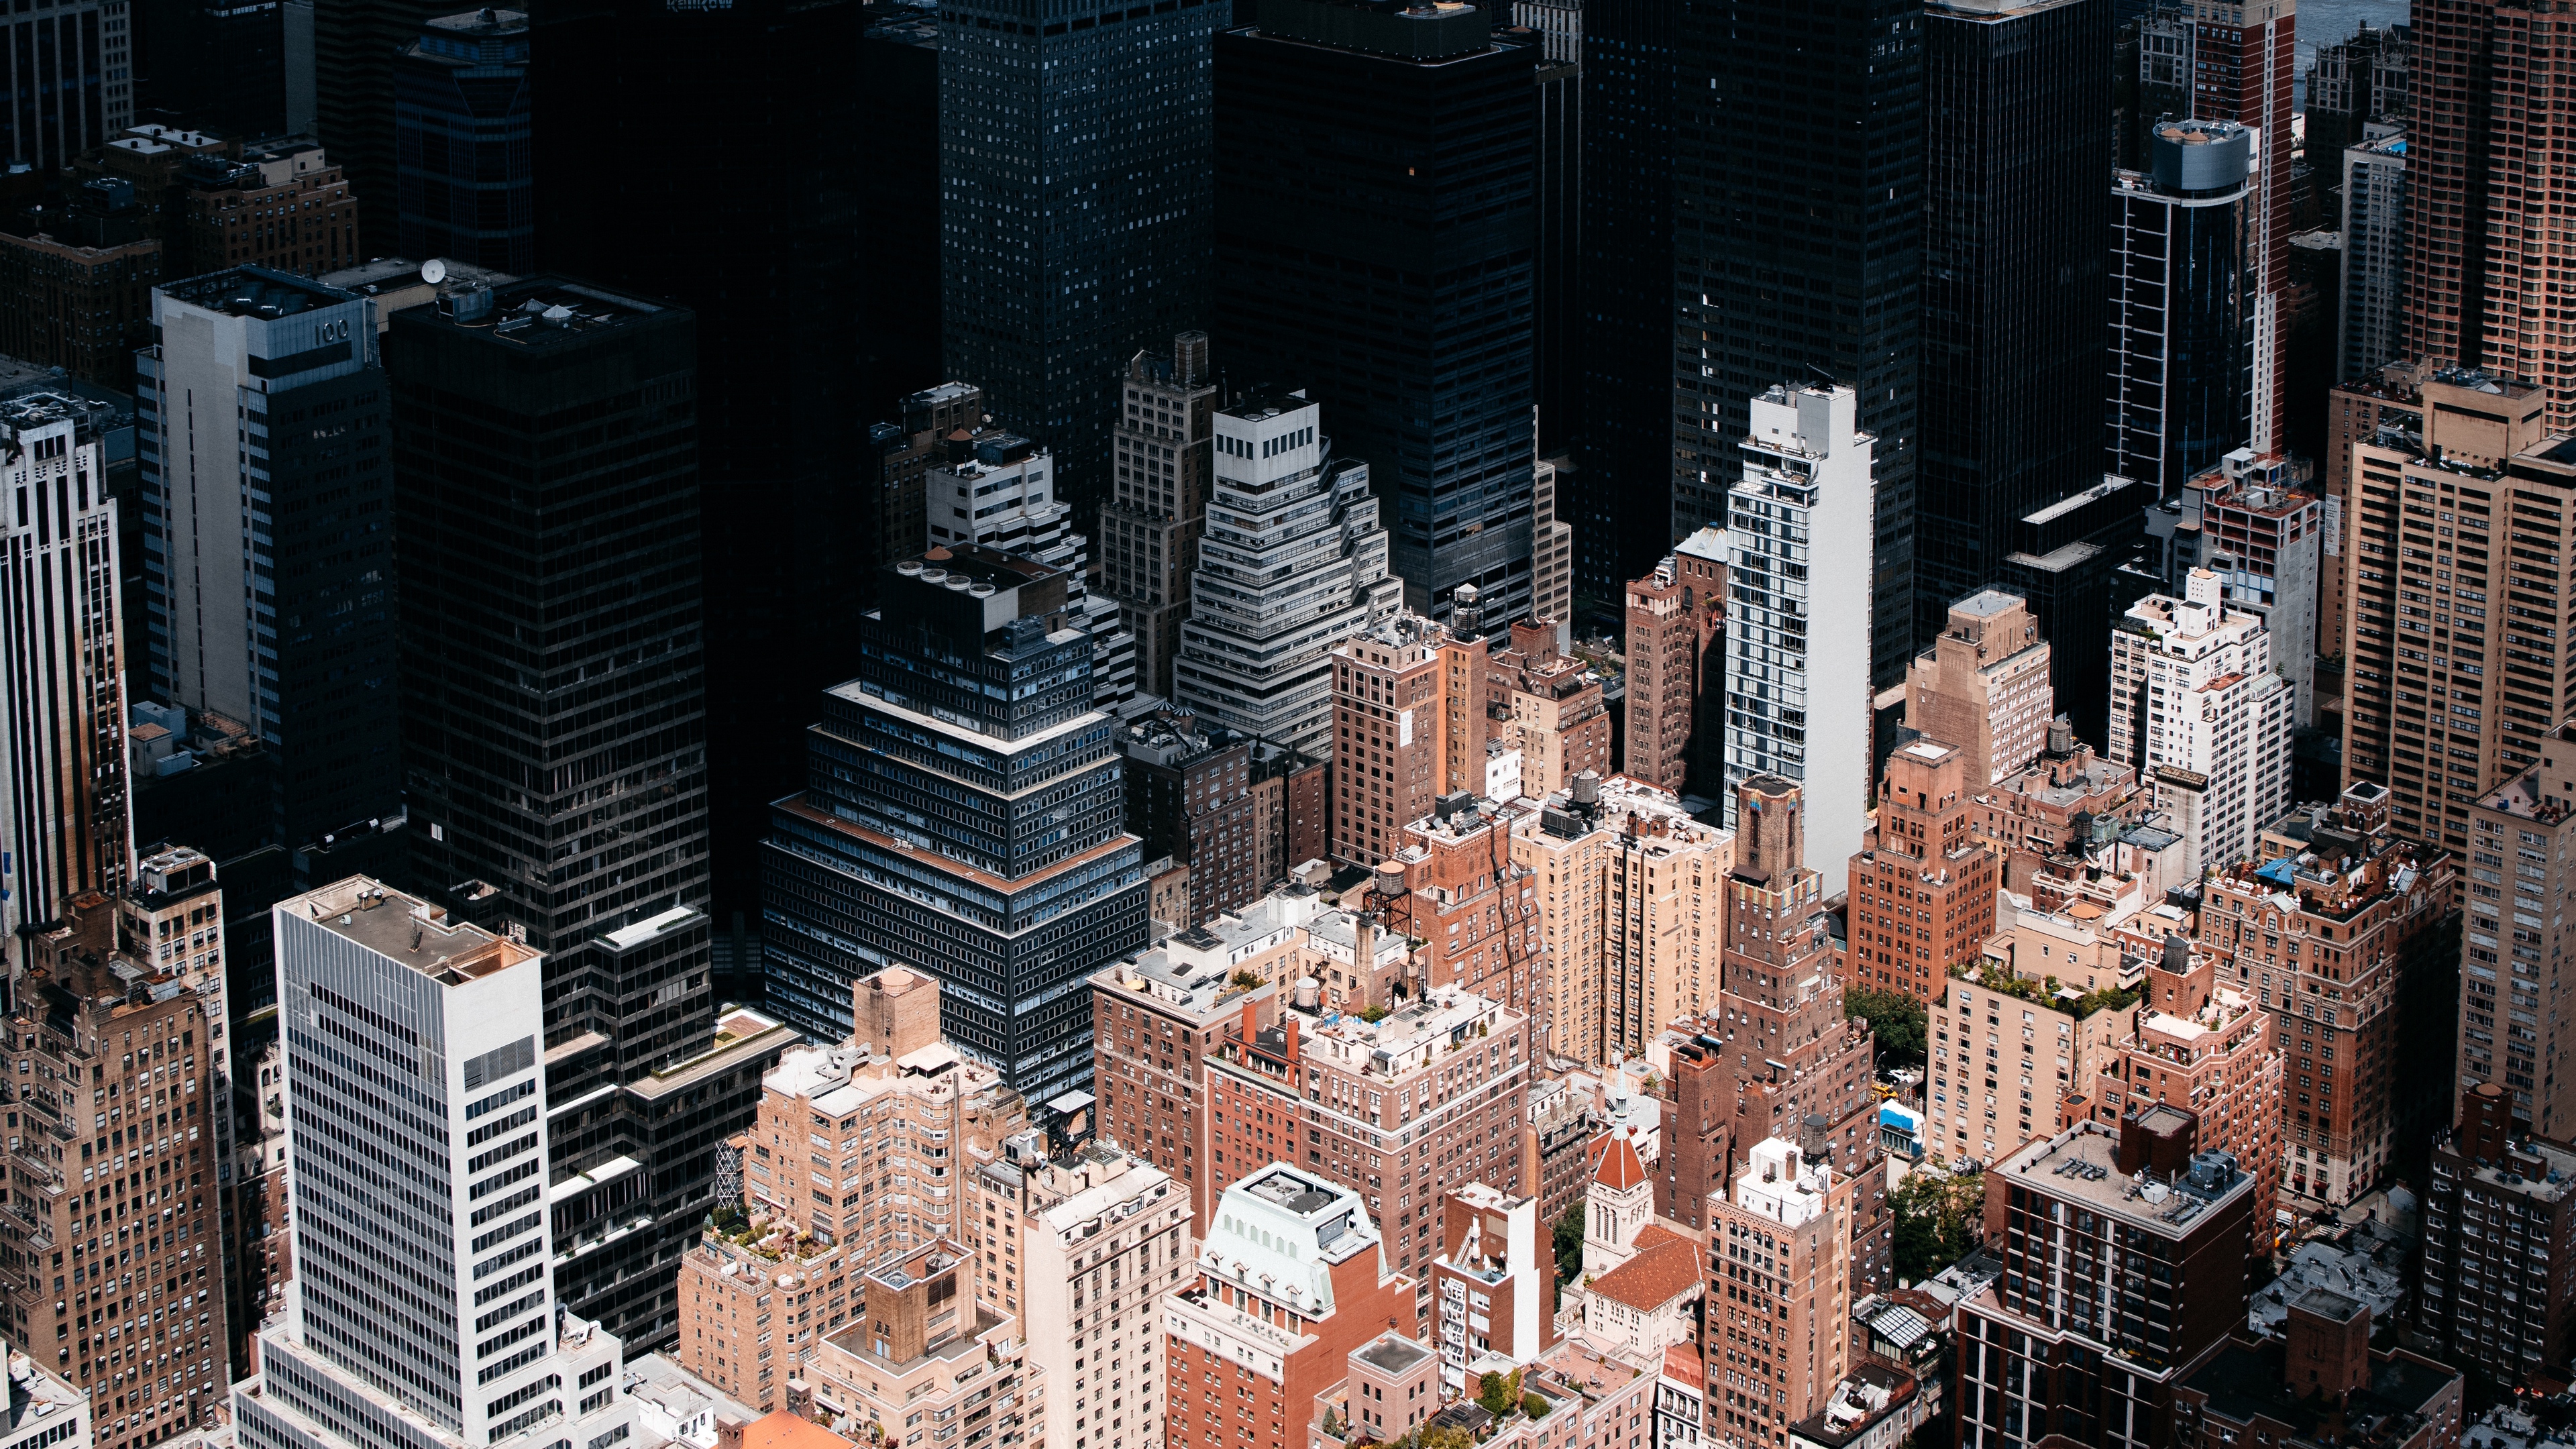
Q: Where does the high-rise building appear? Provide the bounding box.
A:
[2457,729,2576,1136]
[0,892,225,1449]
[1215,0,1541,623]
[1704,1137,1858,1445]
[1927,951,2133,1169]
[1847,739,1998,1002]
[2181,0,2295,453]
[1671,0,1917,686]
[1173,393,1403,756]
[1565,0,1677,600]
[923,423,1136,707]
[0,213,161,391]
[1428,1182,1556,1391]
[1525,11,1578,464]
[939,0,1220,524]
[1488,621,1612,800]
[761,547,1148,1108]
[1203,986,1529,1298]
[860,6,939,415]
[235,876,638,1449]
[176,140,361,278]
[1370,799,1540,1017]
[1117,707,1258,924]
[1904,590,2055,790]
[2107,570,2294,877]
[1722,384,1875,899]
[1916,0,2112,651]
[1620,547,1724,796]
[2108,120,2255,501]
[2335,370,2568,855]
[137,269,402,875]
[0,392,130,959]
[867,382,982,598]
[1103,333,1218,700]
[2339,129,2409,382]
[392,8,533,273]
[2418,1083,2576,1386]
[805,1241,1028,1449]
[1163,1166,1418,1449]
[2202,786,2451,1209]
[1326,611,1490,866]
[2302,21,2410,164]
[1951,1114,2256,1449]
[313,0,449,245]
[2151,449,2324,724]
[0,0,132,170]
[2438,1,2576,431]
[1530,451,1574,632]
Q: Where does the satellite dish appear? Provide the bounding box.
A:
[420,258,447,285]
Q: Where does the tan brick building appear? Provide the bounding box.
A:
[1705,1137,1857,1445]
[1929,966,2131,1170]
[1329,612,1487,865]
[180,140,360,277]
[806,1240,1032,1449]
[1847,738,1997,1002]
[1489,620,1613,800]
[1904,590,2055,788]
[1621,547,1725,796]
[1375,798,1542,1017]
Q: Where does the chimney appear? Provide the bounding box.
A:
[1283,1013,1301,1061]
[716,1415,748,1449]
[2461,1082,2515,1165]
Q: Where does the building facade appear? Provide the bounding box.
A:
[1102,333,1219,700]
[2418,1083,2576,1386]
[2108,120,2253,501]
[0,0,131,171]
[2107,570,2294,877]
[1847,739,1998,1002]
[1904,590,2055,792]
[2457,728,2576,1136]
[2339,129,2408,382]
[1705,1138,1858,1444]
[1622,547,1725,796]
[391,8,533,273]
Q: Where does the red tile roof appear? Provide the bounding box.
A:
[1588,1238,1702,1313]
[1589,1129,1647,1191]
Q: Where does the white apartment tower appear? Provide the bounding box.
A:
[2108,569,2295,877]
[1724,382,1875,900]
[0,392,129,959]
[926,429,1139,706]
[1171,394,1403,755]
[234,877,637,1449]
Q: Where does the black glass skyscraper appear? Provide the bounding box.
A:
[761,547,1148,1108]
[1216,0,1541,624]
[392,7,533,274]
[532,0,863,982]
[1672,0,1920,684]
[1918,0,2112,640]
[1569,0,1676,599]
[939,0,1224,527]
[388,276,791,1350]
[2108,119,2253,498]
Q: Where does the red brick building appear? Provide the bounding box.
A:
[1847,738,1997,1002]
[1622,548,1724,795]
[1375,796,1542,1015]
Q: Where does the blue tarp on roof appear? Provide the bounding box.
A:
[2255,857,2297,886]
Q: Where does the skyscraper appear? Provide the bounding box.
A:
[1917,0,2112,648]
[1102,333,1218,700]
[0,0,133,170]
[387,274,796,1348]
[235,875,641,1449]
[2339,128,2408,381]
[1215,0,1542,623]
[2443,0,2576,431]
[0,392,130,962]
[761,546,1148,1108]
[313,0,451,245]
[2184,0,2295,453]
[136,269,402,873]
[392,7,533,273]
[939,0,1222,524]
[2107,119,2255,500]
[1722,383,1874,898]
[2404,0,2499,376]
[1673,0,1919,684]
[2108,570,2294,877]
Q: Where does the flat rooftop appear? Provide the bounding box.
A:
[161,267,360,318]
[398,276,674,348]
[1998,1121,2251,1236]
[289,877,535,983]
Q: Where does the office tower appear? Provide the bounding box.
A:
[236,877,635,1449]
[859,6,938,413]
[761,547,1148,1106]
[1215,0,1540,624]
[1117,707,1257,924]
[1525,13,1578,462]
[2082,935,2284,1256]
[1103,333,1218,701]
[1672,0,1917,685]
[1203,986,1529,1296]
[313,0,449,246]
[132,0,283,140]
[531,0,865,964]
[1917,0,2112,653]
[806,1243,1029,1447]
[2340,131,2408,381]
[0,392,129,959]
[1371,800,1539,1016]
[979,1132,1190,1449]
[2197,785,2450,1208]
[0,0,131,170]
[1172,393,1401,754]
[389,276,798,1348]
[1927,953,2131,1168]
[2152,449,2323,724]
[1428,1183,1555,1390]
[2459,731,2576,1136]
[1621,549,1723,795]
[1165,1167,1417,1449]
[2108,119,2254,500]
[923,423,1137,707]
[1951,1115,2254,1449]
[1722,384,1874,898]
[2108,570,2294,876]
[1705,1138,1857,1444]
[0,892,224,1449]
[1530,452,1573,631]
[940,0,1218,523]
[177,140,360,278]
[1566,0,1677,599]
[2337,370,2574,855]
[138,271,402,873]
[2172,1291,2462,1449]
[391,9,532,273]
[2176,0,2292,453]
[1847,739,1997,1002]
[1489,621,1611,798]
[1326,612,1491,866]
[2303,21,2411,164]
[0,203,160,390]
[2420,1083,2576,1385]
[1904,590,2053,789]
[867,382,983,594]
[1509,773,1729,1064]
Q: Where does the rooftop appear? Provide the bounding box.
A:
[2181,1336,2460,1448]
[2250,1240,2404,1338]
[1354,1333,1435,1376]
[1998,1122,2251,1236]
[397,276,674,349]
[1587,1234,1702,1312]
[286,877,534,985]
[160,267,359,319]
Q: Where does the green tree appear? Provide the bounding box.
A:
[1551,1201,1585,1307]
[1479,1372,1510,1417]
[1845,985,1928,1069]
[1889,1168,1984,1282]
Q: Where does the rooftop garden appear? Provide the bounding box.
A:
[1951,959,2139,1020]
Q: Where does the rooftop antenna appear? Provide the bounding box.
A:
[420,258,447,286]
